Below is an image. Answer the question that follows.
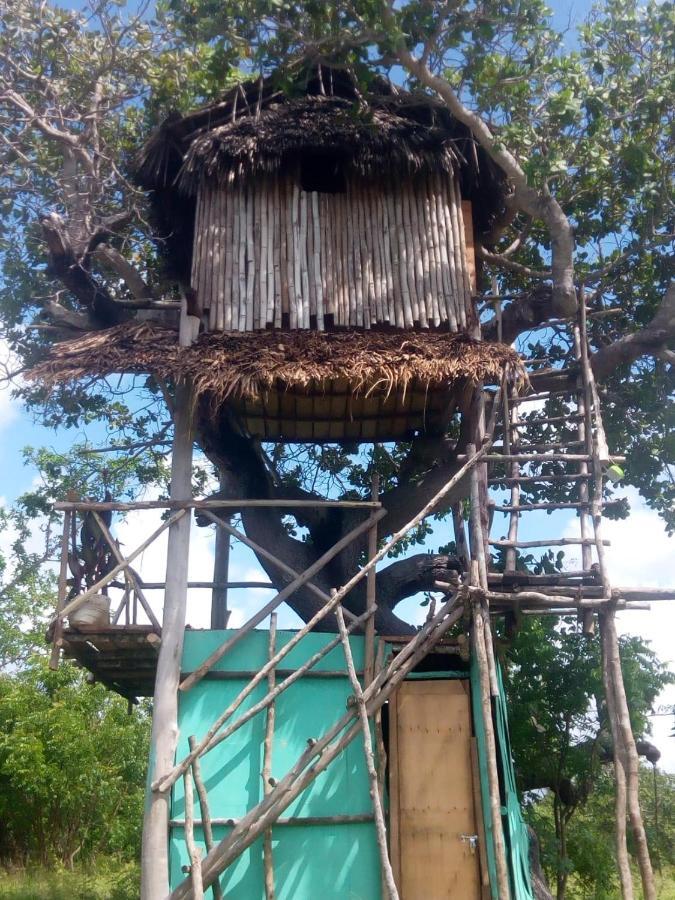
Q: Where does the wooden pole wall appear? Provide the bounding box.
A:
[192,173,474,333]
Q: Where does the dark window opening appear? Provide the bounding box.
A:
[299,150,347,193]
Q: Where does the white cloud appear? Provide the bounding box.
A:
[564,489,675,771]
[0,338,21,431]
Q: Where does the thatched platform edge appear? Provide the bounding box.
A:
[27,324,526,406]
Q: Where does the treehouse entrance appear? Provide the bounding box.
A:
[389,679,482,899]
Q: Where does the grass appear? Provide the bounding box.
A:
[0,861,139,900]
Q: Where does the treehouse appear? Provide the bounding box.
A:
[129,65,513,442]
[34,62,671,900]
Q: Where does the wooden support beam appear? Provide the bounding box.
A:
[471,605,511,900]
[336,603,399,900]
[141,381,195,900]
[179,509,385,692]
[49,510,71,669]
[184,769,204,900]
[55,498,382,512]
[489,537,610,548]
[364,474,379,687]
[188,737,223,900]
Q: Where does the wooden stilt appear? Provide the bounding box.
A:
[364,474,379,687]
[472,605,511,900]
[49,510,71,669]
[141,380,195,900]
[210,477,230,630]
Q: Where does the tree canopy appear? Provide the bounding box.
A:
[0,1,672,633]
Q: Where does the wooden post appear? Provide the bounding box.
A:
[184,769,204,900]
[188,737,223,900]
[600,617,633,900]
[49,510,71,669]
[141,379,195,900]
[211,477,230,630]
[263,614,277,900]
[601,611,656,900]
[364,474,379,687]
[336,603,399,900]
[472,605,511,900]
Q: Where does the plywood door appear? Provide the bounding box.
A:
[389,679,481,900]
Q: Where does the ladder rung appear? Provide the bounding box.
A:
[511,389,579,404]
[494,501,591,512]
[485,453,592,463]
[492,441,585,453]
[489,538,610,548]
[506,414,584,428]
[489,474,592,484]
[489,571,600,584]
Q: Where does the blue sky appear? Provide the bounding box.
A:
[1,0,672,769]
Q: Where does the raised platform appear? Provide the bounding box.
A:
[60,624,161,699]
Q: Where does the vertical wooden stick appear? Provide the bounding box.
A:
[336,604,399,900]
[602,611,656,900]
[364,474,379,687]
[49,510,71,669]
[262,613,277,900]
[472,606,511,900]
[210,478,230,630]
[184,769,205,900]
[600,619,634,900]
[188,736,223,900]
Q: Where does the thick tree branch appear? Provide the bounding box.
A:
[590,281,675,381]
[477,245,552,280]
[41,213,129,327]
[382,7,576,316]
[92,244,154,300]
[376,553,463,610]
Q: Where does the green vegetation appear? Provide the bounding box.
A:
[0,861,139,900]
[0,660,149,871]
[0,1,672,898]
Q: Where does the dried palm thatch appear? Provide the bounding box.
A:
[29,323,524,405]
[177,96,460,192]
[136,63,507,284]
[29,324,525,440]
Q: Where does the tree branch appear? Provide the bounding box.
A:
[376,553,462,610]
[590,280,675,381]
[382,6,576,316]
[92,244,154,300]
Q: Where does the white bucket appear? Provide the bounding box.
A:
[69,593,111,628]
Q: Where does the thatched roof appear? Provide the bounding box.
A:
[29,325,524,440]
[29,324,522,402]
[136,64,507,281]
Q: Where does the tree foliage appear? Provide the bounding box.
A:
[504,617,673,897]
[0,658,149,868]
[0,0,671,633]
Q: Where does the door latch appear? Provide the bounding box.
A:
[460,833,479,854]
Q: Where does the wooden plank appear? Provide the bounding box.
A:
[391,680,481,899]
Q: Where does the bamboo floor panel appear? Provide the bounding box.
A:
[232,380,453,442]
[61,625,160,698]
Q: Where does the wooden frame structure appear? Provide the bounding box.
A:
[45,303,673,900]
